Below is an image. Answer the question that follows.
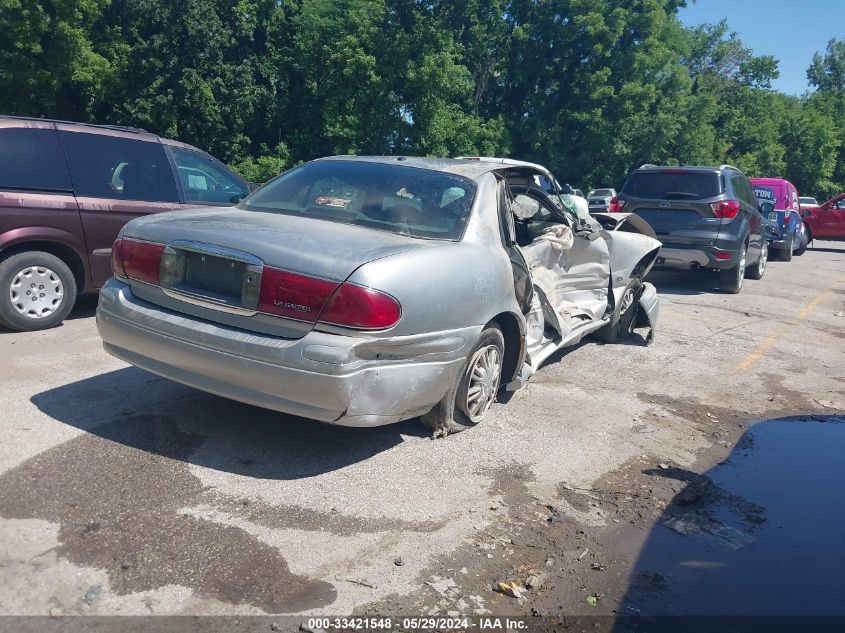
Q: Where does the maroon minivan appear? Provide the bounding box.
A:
[0,116,250,331]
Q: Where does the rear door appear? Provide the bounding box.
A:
[58,128,183,287]
[621,170,723,246]
[733,175,763,258]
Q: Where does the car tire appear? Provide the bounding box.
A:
[779,235,793,261]
[795,231,808,256]
[595,279,642,343]
[0,251,77,332]
[421,325,505,437]
[718,244,746,294]
[746,241,767,280]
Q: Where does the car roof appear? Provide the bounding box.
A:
[749,177,795,188]
[0,114,151,137]
[313,155,547,179]
[632,165,743,175]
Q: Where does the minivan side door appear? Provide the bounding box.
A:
[58,127,182,288]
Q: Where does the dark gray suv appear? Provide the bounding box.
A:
[611,164,767,293]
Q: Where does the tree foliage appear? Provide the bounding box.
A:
[1,0,843,195]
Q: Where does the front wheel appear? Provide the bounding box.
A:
[595,279,642,343]
[422,325,505,437]
[0,251,77,332]
[746,241,767,280]
[718,244,746,294]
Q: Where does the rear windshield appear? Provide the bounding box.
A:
[591,189,614,197]
[750,181,787,208]
[622,171,721,200]
[240,160,476,240]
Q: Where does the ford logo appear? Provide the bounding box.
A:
[659,202,671,208]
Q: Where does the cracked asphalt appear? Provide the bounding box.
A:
[0,241,843,621]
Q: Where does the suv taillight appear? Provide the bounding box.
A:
[608,196,626,213]
[257,268,402,329]
[112,238,165,284]
[710,200,740,219]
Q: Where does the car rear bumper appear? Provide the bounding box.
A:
[654,243,743,270]
[96,279,473,427]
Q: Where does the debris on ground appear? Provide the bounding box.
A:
[577,548,589,561]
[494,580,524,599]
[586,594,599,607]
[590,562,607,572]
[393,557,404,567]
[658,463,670,470]
[525,573,545,589]
[334,575,375,588]
[426,576,458,598]
[82,584,101,606]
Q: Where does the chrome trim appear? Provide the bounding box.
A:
[161,287,258,316]
[166,240,263,266]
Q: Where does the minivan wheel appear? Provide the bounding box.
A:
[746,241,767,280]
[422,325,505,437]
[718,244,746,294]
[0,251,77,332]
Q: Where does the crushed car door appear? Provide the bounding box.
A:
[511,186,611,338]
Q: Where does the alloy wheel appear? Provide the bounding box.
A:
[463,345,502,424]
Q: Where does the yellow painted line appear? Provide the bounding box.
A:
[735,290,830,371]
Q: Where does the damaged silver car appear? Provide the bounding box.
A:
[96,156,661,434]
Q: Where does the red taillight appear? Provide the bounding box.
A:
[710,200,740,219]
[111,239,126,278]
[713,252,732,260]
[608,196,626,213]
[783,214,790,227]
[319,283,401,329]
[120,239,165,284]
[257,268,339,322]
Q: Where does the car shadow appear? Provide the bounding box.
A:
[644,269,721,296]
[613,415,845,630]
[30,366,430,481]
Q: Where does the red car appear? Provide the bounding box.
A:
[802,193,845,243]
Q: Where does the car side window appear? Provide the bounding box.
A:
[60,131,179,203]
[732,176,756,209]
[0,127,72,192]
[168,146,248,204]
[836,199,845,210]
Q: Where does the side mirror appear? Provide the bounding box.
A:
[230,193,246,204]
[759,201,775,215]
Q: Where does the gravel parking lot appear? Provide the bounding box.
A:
[1,243,843,621]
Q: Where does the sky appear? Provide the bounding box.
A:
[678,0,845,95]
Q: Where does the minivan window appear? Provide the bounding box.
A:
[622,171,721,199]
[168,146,248,204]
[241,160,476,240]
[60,131,179,203]
[0,128,72,192]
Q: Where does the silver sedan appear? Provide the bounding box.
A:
[97,157,661,435]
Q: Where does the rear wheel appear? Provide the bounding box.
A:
[718,244,746,294]
[795,231,808,256]
[595,279,642,343]
[422,325,505,437]
[0,251,77,332]
[779,234,793,261]
[746,241,767,280]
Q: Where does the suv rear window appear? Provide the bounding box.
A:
[622,171,721,200]
[0,127,72,192]
[241,160,476,240]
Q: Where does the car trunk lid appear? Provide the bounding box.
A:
[121,207,425,338]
